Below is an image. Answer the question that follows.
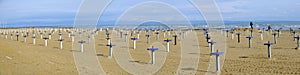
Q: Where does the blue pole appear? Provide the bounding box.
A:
[249,38,251,48]
[274,36,276,44]
[296,36,300,49]
[298,38,300,49]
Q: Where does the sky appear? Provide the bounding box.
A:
[0,0,299,26]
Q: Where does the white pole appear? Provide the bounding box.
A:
[208,39,211,46]
[81,44,84,52]
[72,36,74,43]
[133,40,136,49]
[216,55,220,72]
[137,34,140,39]
[297,38,300,50]
[260,33,263,40]
[109,47,113,57]
[270,30,272,34]
[107,39,110,45]
[45,40,48,47]
[24,37,27,42]
[294,34,297,41]
[231,33,234,39]
[88,38,90,44]
[210,44,214,53]
[60,41,63,49]
[33,38,36,45]
[268,45,271,59]
[147,37,150,44]
[49,35,51,39]
[163,32,166,38]
[125,36,128,42]
[167,42,170,52]
[151,51,155,64]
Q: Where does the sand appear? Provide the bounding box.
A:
[0,28,299,75]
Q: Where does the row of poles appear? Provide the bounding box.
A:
[224,28,300,60]
[0,27,225,72]
[0,28,73,49]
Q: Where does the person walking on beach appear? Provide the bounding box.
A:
[250,21,253,29]
[268,25,271,31]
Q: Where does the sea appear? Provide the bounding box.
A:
[2,21,300,30]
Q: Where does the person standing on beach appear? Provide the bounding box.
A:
[250,21,253,29]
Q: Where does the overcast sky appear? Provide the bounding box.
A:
[0,0,299,25]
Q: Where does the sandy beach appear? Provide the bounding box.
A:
[0,28,299,75]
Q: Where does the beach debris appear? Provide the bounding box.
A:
[5,56,12,60]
